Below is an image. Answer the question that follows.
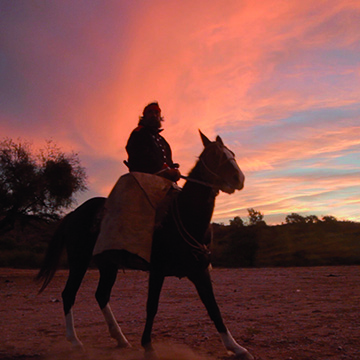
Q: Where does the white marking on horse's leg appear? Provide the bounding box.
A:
[65,308,83,349]
[220,329,254,359]
[102,303,130,348]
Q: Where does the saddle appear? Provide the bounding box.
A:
[93,172,179,262]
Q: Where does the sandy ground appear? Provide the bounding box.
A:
[0,266,359,360]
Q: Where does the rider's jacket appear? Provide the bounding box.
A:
[125,125,178,174]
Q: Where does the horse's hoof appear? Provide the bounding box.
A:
[67,337,84,351]
[234,349,254,360]
[70,342,85,352]
[116,340,132,349]
[144,345,159,360]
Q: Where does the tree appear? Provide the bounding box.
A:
[247,208,266,226]
[305,215,319,224]
[285,213,306,224]
[322,215,337,223]
[0,138,87,232]
[229,216,244,228]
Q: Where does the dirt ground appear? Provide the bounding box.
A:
[1,266,359,360]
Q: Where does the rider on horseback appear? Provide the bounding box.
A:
[125,102,181,182]
[93,103,181,262]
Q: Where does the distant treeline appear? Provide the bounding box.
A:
[211,218,360,267]
[0,213,359,269]
[0,218,58,269]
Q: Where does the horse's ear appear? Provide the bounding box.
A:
[216,135,224,145]
[199,130,211,147]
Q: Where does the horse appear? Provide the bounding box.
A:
[36,131,254,360]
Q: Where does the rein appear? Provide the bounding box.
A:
[167,141,239,263]
[179,174,218,189]
[155,167,216,189]
[171,196,210,260]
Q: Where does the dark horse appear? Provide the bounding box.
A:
[36,132,253,360]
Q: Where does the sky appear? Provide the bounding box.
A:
[1,0,359,225]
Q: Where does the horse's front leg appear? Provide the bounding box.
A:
[188,268,254,360]
[141,271,165,352]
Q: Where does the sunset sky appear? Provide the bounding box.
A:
[1,0,359,224]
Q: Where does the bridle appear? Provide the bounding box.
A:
[171,142,238,261]
[182,142,237,191]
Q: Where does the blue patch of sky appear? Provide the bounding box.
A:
[272,40,360,73]
[218,104,360,150]
[332,151,360,169]
[255,50,360,100]
[290,186,357,202]
[276,150,360,172]
[253,165,357,180]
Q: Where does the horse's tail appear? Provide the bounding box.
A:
[35,212,72,293]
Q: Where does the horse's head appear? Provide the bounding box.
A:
[198,131,244,194]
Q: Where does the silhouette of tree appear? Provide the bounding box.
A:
[229,216,244,228]
[0,138,87,233]
[285,213,306,224]
[322,215,338,223]
[247,208,266,226]
[305,215,319,224]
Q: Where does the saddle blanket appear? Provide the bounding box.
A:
[93,172,175,262]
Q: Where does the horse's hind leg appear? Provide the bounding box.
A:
[62,263,88,348]
[188,269,254,360]
[95,253,130,348]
